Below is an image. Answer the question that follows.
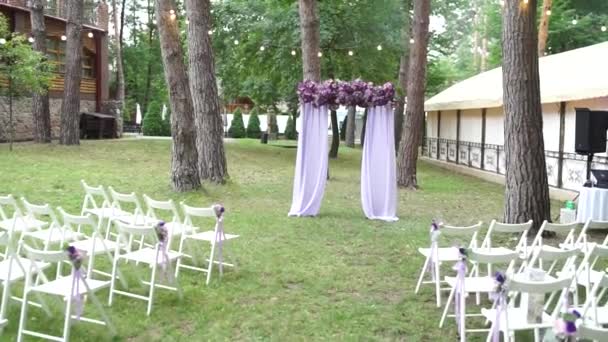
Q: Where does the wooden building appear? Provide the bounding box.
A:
[0,1,112,141]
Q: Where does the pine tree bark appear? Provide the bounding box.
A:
[396,0,430,189]
[360,108,368,147]
[394,0,412,150]
[298,0,321,82]
[329,109,339,158]
[29,0,51,143]
[185,0,228,183]
[142,0,154,114]
[538,0,552,56]
[502,0,551,231]
[111,0,125,104]
[345,106,356,147]
[155,0,200,191]
[480,15,488,71]
[59,0,83,145]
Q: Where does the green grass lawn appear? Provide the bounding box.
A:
[0,139,562,341]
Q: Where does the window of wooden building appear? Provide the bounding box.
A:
[46,36,96,78]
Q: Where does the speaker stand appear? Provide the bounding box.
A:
[584,153,594,187]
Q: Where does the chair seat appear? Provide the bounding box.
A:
[164,222,195,236]
[0,217,48,232]
[83,207,131,219]
[186,230,239,242]
[113,214,157,226]
[31,275,109,297]
[0,257,49,283]
[119,247,182,265]
[445,276,497,293]
[481,307,554,331]
[23,228,82,244]
[70,237,119,254]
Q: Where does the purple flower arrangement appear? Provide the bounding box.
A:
[298,79,394,108]
[66,246,84,270]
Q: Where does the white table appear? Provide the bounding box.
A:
[577,187,608,223]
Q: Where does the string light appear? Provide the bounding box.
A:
[260,46,265,51]
[169,9,175,14]
[88,32,94,38]
[348,50,353,56]
[523,0,529,4]
[409,38,415,44]
[170,13,177,20]
[234,39,239,45]
[499,0,504,6]
[185,19,189,25]
[61,35,67,41]
[546,10,552,16]
[318,51,322,57]
[208,30,213,35]
[152,19,157,25]
[572,19,578,25]
[0,38,5,45]
[291,50,296,56]
[602,25,607,32]
[28,37,34,43]
[377,44,382,51]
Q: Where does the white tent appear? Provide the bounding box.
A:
[425,41,608,111]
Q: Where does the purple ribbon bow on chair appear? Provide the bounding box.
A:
[491,272,507,342]
[67,246,85,320]
[215,216,227,274]
[426,220,441,281]
[452,247,467,337]
[155,221,172,282]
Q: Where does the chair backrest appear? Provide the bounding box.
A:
[508,275,572,294]
[575,219,608,247]
[481,220,533,254]
[21,243,67,263]
[530,221,579,250]
[143,195,181,223]
[81,180,112,212]
[468,248,520,265]
[181,202,217,228]
[436,221,483,248]
[57,207,97,235]
[108,187,148,224]
[0,194,24,221]
[21,197,60,229]
[113,221,157,251]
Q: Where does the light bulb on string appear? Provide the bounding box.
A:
[291,50,296,56]
[377,44,382,51]
[572,19,578,25]
[234,39,239,45]
[546,10,552,16]
[260,46,265,51]
[28,37,35,43]
[602,25,607,32]
[169,9,175,15]
[348,50,353,56]
[409,38,415,44]
[523,0,529,4]
[88,32,94,38]
[185,19,190,25]
[170,13,177,20]
[152,19,157,25]
[318,51,322,57]
[208,30,213,35]
[61,35,67,41]
[0,38,5,45]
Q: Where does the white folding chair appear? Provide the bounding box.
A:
[569,219,608,252]
[481,275,573,342]
[143,195,192,249]
[479,220,533,275]
[574,271,608,326]
[17,243,114,342]
[80,180,131,227]
[108,221,182,316]
[0,231,51,332]
[58,208,121,280]
[439,248,520,340]
[0,195,48,236]
[21,198,81,251]
[571,244,608,307]
[526,221,580,267]
[176,203,239,285]
[576,324,608,341]
[415,222,483,307]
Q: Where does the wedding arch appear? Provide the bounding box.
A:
[288,79,399,222]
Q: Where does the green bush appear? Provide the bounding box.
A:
[285,112,297,140]
[142,101,171,136]
[246,107,262,138]
[228,108,246,138]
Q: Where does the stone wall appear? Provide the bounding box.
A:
[0,97,96,142]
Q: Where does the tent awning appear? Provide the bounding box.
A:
[425,41,608,111]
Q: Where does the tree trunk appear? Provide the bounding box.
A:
[346,106,356,147]
[29,0,51,143]
[502,0,551,231]
[395,0,412,151]
[112,0,125,104]
[298,0,321,82]
[185,0,228,183]
[480,15,488,72]
[155,0,200,191]
[538,0,552,56]
[142,0,154,114]
[396,0,431,189]
[360,108,368,147]
[8,77,13,151]
[59,0,83,145]
[329,109,339,158]
[472,4,480,72]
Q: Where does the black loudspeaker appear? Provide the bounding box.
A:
[575,108,608,154]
